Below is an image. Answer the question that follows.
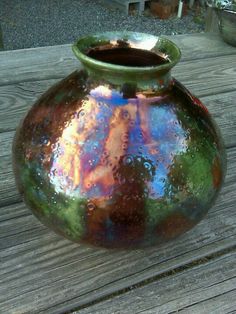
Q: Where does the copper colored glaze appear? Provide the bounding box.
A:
[13,32,226,248]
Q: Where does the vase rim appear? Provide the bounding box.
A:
[72,31,181,77]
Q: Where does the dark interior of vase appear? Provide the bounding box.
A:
[87,47,170,67]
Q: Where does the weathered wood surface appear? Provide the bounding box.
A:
[78,251,236,314]
[0,33,235,314]
[1,68,236,134]
[205,7,219,33]
[0,33,235,86]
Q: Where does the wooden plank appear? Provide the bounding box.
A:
[0,79,58,133]
[0,157,235,313]
[1,68,236,134]
[0,51,77,86]
[173,54,236,97]
[0,34,235,86]
[0,155,20,207]
[170,34,230,61]
[0,34,234,66]
[77,251,236,314]
[205,7,219,33]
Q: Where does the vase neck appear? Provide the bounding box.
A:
[72,32,180,92]
[83,65,172,93]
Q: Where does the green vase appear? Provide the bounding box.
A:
[13,32,226,248]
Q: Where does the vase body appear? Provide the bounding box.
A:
[13,32,226,248]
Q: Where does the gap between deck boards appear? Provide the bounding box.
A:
[1,78,236,135]
[0,48,235,87]
[62,244,236,314]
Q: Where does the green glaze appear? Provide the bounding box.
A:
[72,32,181,85]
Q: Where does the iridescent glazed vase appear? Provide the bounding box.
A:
[13,32,226,248]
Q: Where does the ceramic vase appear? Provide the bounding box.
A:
[13,32,226,248]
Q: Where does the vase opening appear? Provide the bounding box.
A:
[86,47,170,67]
[72,32,181,82]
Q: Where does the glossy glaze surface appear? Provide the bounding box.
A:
[13,32,226,248]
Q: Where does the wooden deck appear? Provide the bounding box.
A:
[0,33,236,314]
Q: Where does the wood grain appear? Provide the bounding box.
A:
[205,7,219,33]
[1,73,236,134]
[0,44,77,86]
[78,251,236,314]
[170,33,232,60]
[0,79,57,132]
[173,54,236,97]
[0,34,235,86]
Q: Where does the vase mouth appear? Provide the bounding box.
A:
[72,31,181,77]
